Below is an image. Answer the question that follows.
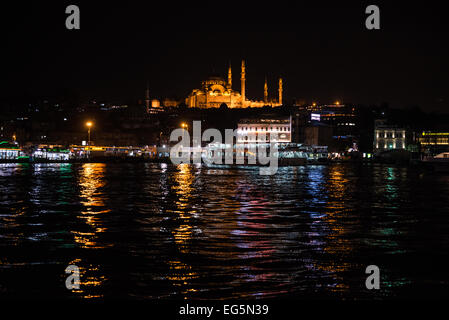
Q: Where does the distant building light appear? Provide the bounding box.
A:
[311,113,321,121]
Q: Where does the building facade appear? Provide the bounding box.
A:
[186,60,283,109]
[419,131,449,155]
[237,116,292,143]
[307,103,357,138]
[373,120,407,153]
[0,141,20,160]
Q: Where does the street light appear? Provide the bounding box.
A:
[181,123,189,151]
[86,122,93,159]
[181,123,188,138]
[86,121,93,145]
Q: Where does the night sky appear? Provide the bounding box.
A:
[2,1,448,111]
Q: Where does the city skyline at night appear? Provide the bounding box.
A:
[1,1,449,314]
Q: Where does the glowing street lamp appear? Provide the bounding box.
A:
[180,123,189,149]
[181,122,189,136]
[86,121,93,146]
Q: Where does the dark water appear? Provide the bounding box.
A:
[0,162,448,300]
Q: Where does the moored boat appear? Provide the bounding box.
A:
[422,152,449,172]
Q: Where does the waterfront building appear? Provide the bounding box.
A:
[373,119,407,153]
[301,103,359,152]
[186,60,283,108]
[237,116,292,143]
[419,131,449,155]
[32,146,71,161]
[307,103,358,138]
[0,141,21,160]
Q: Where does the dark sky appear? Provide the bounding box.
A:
[1,1,448,111]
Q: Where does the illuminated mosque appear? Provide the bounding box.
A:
[185,60,283,108]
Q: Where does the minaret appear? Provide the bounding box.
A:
[145,81,150,113]
[241,60,246,106]
[278,77,283,105]
[264,76,268,104]
[227,62,232,90]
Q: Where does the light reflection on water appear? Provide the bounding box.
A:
[0,163,448,299]
[71,163,110,298]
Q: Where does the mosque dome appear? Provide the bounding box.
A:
[202,75,227,92]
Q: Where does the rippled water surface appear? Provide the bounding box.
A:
[0,163,448,299]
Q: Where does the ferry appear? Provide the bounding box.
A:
[200,143,328,167]
[422,152,449,172]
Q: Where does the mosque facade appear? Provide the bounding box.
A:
[185,60,283,109]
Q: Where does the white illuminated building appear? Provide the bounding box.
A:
[32,146,71,161]
[373,119,407,152]
[237,116,292,143]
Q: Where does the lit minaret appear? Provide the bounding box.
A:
[278,77,283,105]
[264,76,268,104]
[227,61,232,90]
[145,81,150,113]
[241,60,246,106]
